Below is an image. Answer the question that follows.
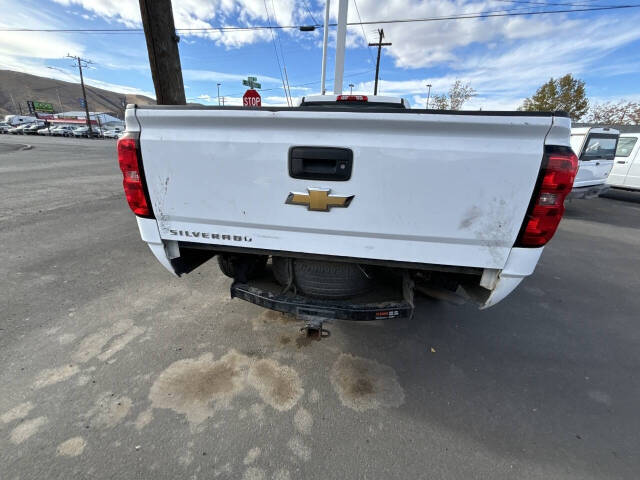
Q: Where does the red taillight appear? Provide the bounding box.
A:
[516,147,578,247]
[117,133,154,217]
[336,95,368,102]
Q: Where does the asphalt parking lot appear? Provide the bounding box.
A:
[1,134,639,480]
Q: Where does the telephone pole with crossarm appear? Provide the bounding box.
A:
[67,54,94,136]
[368,29,392,96]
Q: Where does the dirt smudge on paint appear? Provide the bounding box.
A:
[56,437,86,457]
[330,354,405,411]
[9,416,48,444]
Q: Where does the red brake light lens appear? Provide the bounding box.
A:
[336,95,368,102]
[117,133,154,217]
[516,147,578,247]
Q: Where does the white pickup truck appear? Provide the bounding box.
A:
[117,95,577,325]
[569,127,619,198]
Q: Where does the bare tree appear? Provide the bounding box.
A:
[431,80,476,110]
[585,100,640,125]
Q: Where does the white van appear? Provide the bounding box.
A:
[569,127,619,198]
[606,132,640,191]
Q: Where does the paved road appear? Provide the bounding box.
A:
[1,135,639,480]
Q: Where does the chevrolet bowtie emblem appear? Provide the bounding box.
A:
[285,187,354,211]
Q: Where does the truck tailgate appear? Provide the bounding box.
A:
[574,159,614,188]
[136,108,560,270]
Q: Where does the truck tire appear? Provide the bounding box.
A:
[272,257,292,286]
[217,254,267,281]
[292,260,371,299]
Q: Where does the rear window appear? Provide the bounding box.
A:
[615,137,638,157]
[580,134,618,161]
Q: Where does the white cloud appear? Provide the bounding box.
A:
[81,76,155,97]
[49,0,306,48]
[182,69,281,84]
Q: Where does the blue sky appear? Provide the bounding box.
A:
[1,0,639,109]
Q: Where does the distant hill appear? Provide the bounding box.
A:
[0,70,155,119]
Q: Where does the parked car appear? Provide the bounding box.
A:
[37,126,55,135]
[72,126,91,137]
[116,96,578,325]
[0,122,10,134]
[102,127,124,138]
[23,123,45,135]
[51,126,76,137]
[8,124,32,134]
[606,132,640,191]
[569,127,619,198]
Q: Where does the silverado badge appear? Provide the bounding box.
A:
[285,187,354,212]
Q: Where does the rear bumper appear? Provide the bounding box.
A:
[137,217,543,310]
[231,281,412,321]
[569,184,610,199]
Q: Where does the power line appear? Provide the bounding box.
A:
[353,0,377,65]
[263,0,291,106]
[491,0,606,6]
[301,0,319,25]
[270,0,294,105]
[225,68,376,97]
[2,4,639,33]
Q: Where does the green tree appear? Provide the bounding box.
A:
[520,74,589,120]
[431,80,476,110]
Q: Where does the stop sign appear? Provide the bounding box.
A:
[243,89,261,107]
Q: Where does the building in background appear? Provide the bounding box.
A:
[49,111,124,128]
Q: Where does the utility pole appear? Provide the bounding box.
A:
[56,88,64,113]
[139,0,186,105]
[67,54,93,136]
[426,84,432,109]
[368,29,392,96]
[333,0,349,95]
[217,83,221,106]
[349,84,354,94]
[320,0,330,95]
[9,93,18,114]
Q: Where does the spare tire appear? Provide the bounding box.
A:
[217,254,267,281]
[292,259,371,299]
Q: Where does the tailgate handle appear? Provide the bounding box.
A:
[289,147,353,181]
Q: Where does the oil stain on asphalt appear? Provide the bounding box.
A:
[149,349,303,426]
[329,353,405,412]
